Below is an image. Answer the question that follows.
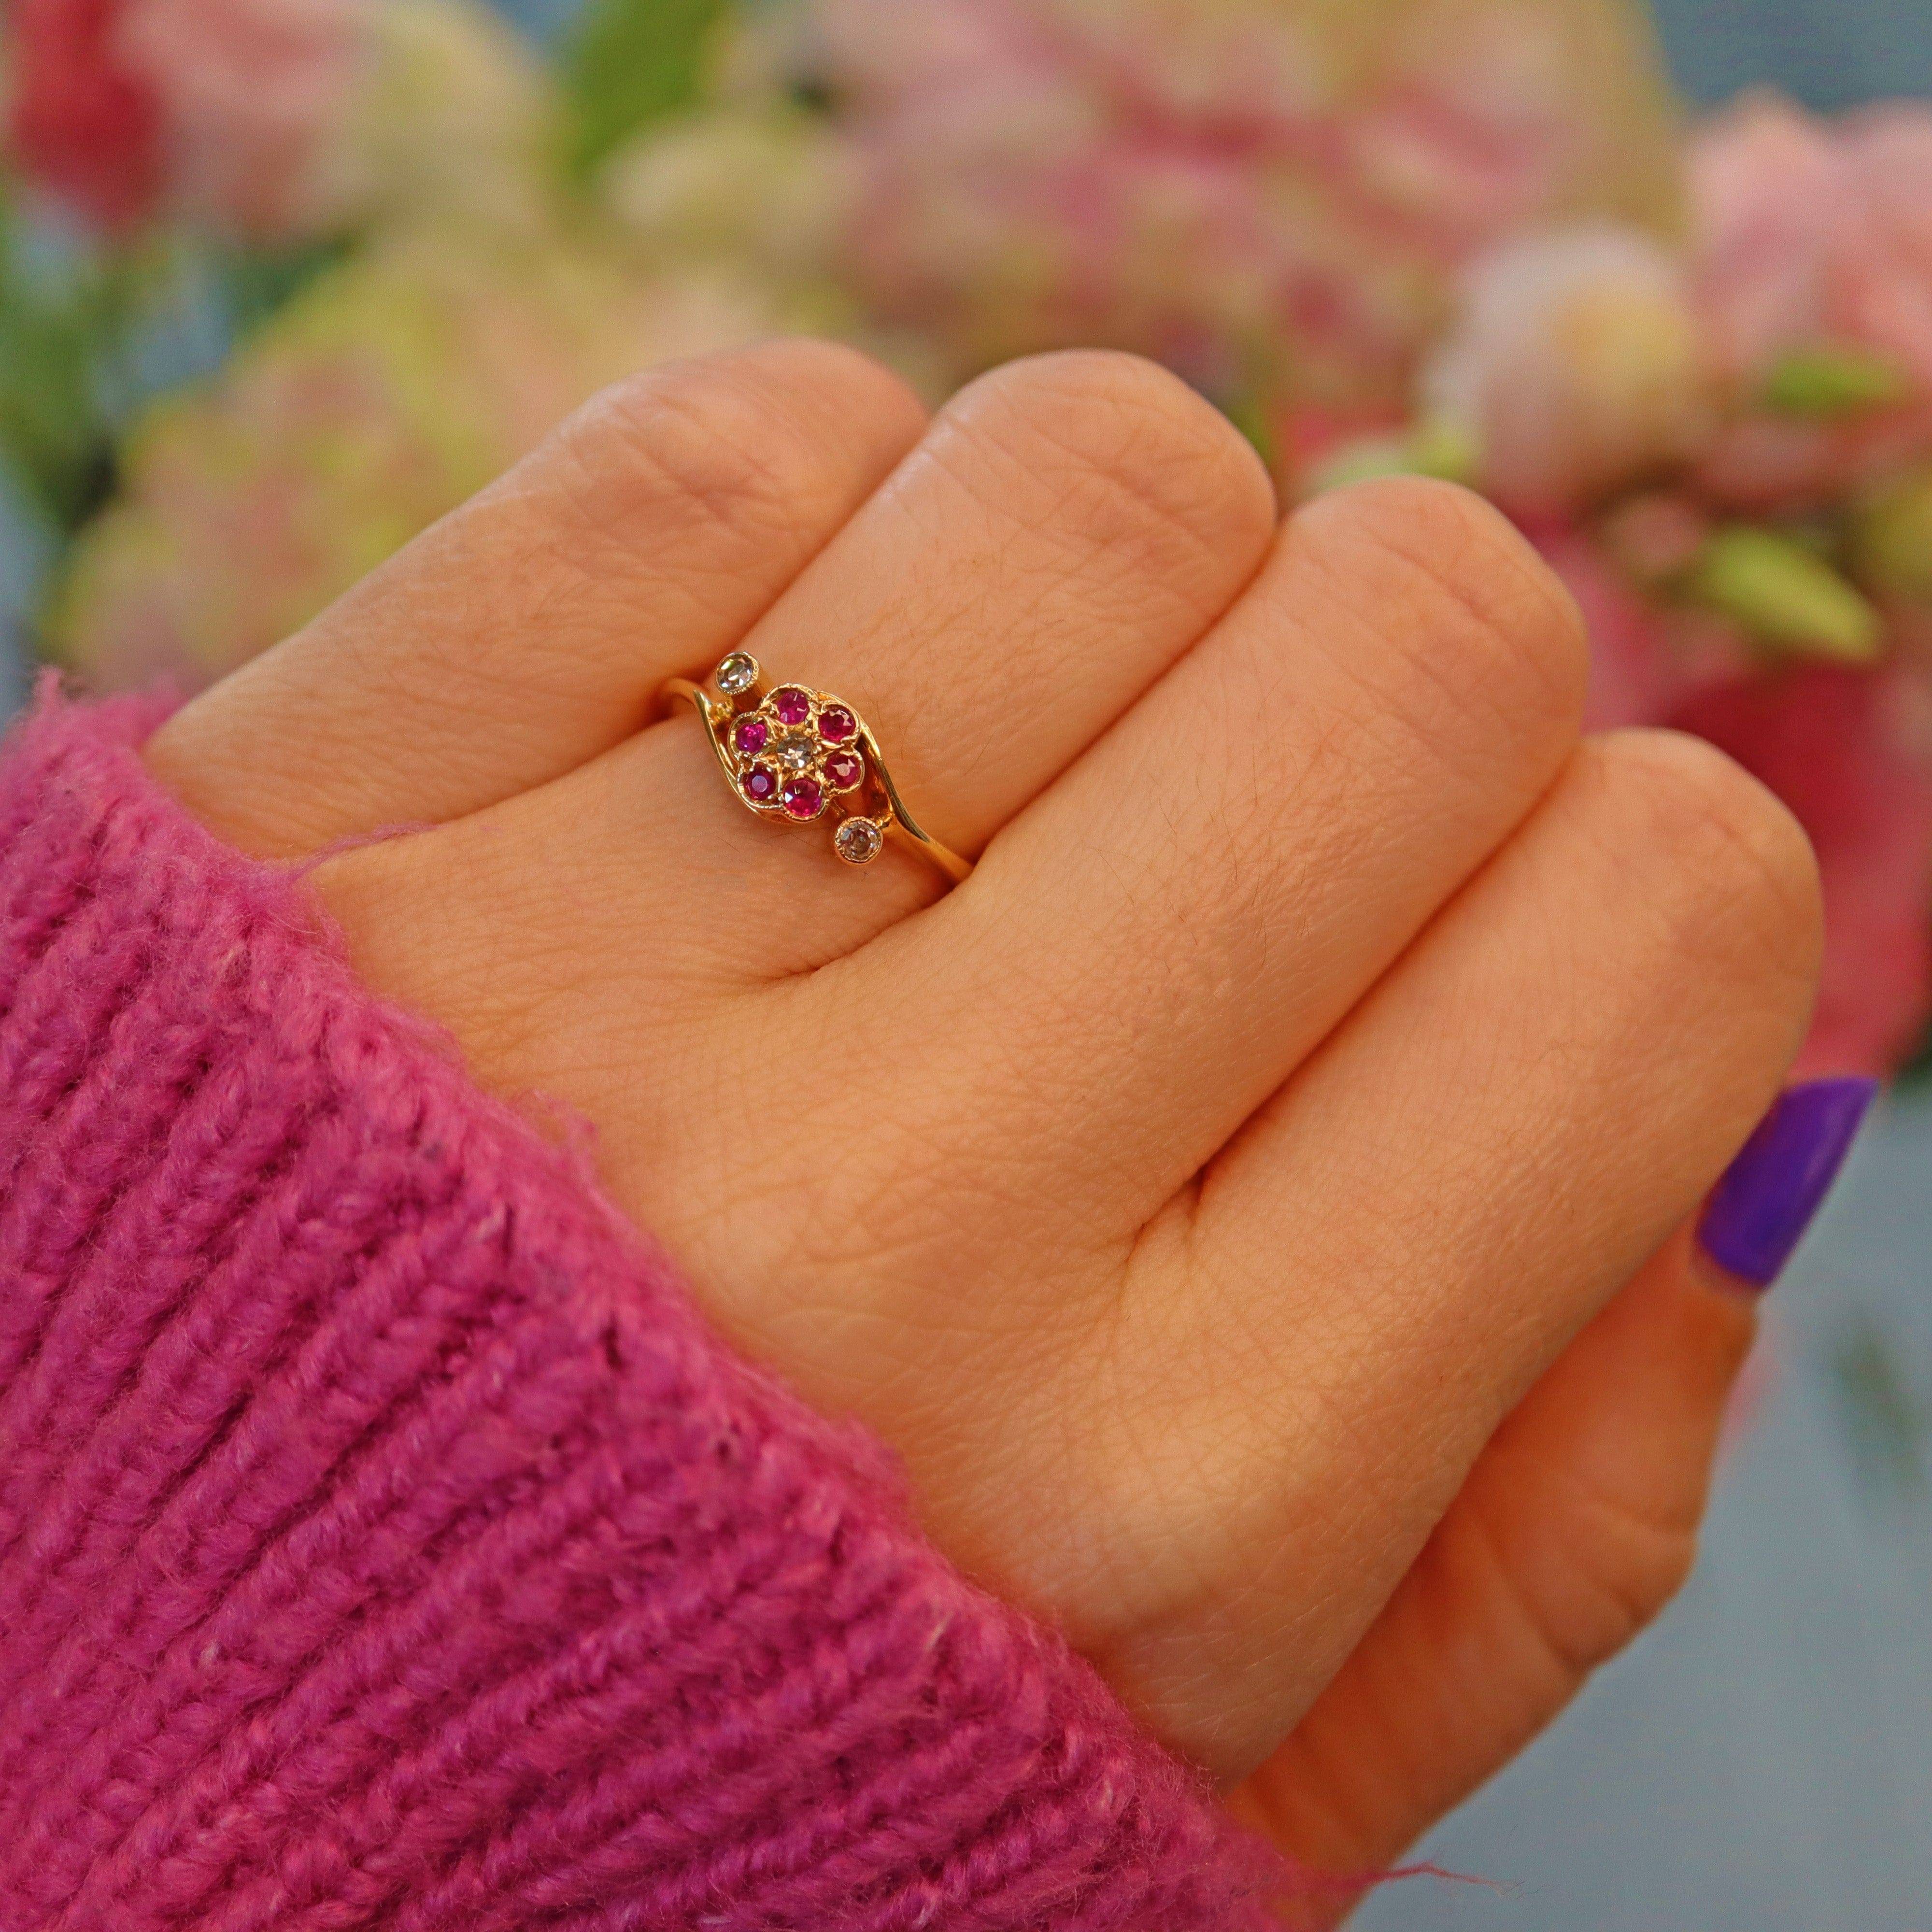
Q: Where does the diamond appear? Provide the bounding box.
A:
[818,705,856,744]
[824,749,864,792]
[733,716,769,757]
[743,763,779,805]
[781,776,824,820]
[775,730,818,774]
[716,653,759,695]
[772,686,812,725]
[834,818,884,865]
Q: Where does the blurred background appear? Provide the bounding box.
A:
[0,0,1927,1923]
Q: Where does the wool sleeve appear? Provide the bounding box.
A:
[0,691,1291,1932]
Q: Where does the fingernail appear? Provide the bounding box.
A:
[1697,1077,1879,1292]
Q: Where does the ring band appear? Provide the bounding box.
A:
[655,653,973,884]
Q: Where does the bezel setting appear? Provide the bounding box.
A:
[834,817,885,865]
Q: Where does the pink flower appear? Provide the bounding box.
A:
[4,0,372,238]
[1670,665,1932,1078]
[1526,519,1689,732]
[5,0,163,229]
[116,0,370,239]
[805,0,1684,405]
[1690,93,1932,511]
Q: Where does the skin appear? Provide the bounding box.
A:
[147,339,1821,1920]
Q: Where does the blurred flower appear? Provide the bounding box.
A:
[1425,225,1711,514]
[4,0,164,228]
[50,240,780,691]
[1673,665,1932,1079]
[796,0,1683,406]
[3,0,369,234]
[114,0,371,238]
[1852,465,1932,607]
[1527,519,1688,731]
[1691,94,1932,395]
[1690,93,1932,512]
[339,0,558,239]
[4,0,546,241]
[1596,488,1712,586]
[601,103,858,300]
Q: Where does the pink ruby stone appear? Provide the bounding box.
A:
[772,686,812,725]
[734,716,769,756]
[781,775,824,819]
[744,764,778,804]
[818,704,856,743]
[825,749,864,792]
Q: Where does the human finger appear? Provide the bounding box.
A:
[146,339,928,857]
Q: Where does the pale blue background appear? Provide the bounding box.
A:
[1355,1093,1932,1932]
[1654,0,1932,108]
[2,5,1930,1926]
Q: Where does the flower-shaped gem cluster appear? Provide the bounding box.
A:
[713,653,884,864]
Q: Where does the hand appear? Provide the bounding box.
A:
[148,341,1820,1910]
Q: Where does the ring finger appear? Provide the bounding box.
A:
[319,348,1279,1003]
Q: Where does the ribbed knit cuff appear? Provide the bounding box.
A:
[0,691,1288,1931]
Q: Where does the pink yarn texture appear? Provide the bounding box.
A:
[0,692,1289,1930]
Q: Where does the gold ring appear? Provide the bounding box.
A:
[656,653,972,884]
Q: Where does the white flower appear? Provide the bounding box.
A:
[1425,224,1713,513]
[601,107,859,291]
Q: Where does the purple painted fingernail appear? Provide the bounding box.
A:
[1697,1078,1879,1291]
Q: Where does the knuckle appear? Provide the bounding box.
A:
[552,339,915,547]
[940,349,1277,577]
[1290,477,1590,751]
[1522,1491,1701,1683]
[1585,729,1825,996]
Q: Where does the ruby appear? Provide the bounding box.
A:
[772,686,812,725]
[733,717,769,756]
[818,704,856,743]
[781,775,824,819]
[743,764,779,804]
[824,749,864,792]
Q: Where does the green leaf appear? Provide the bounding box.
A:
[221,237,351,342]
[1406,417,1479,486]
[1217,391,1277,475]
[1850,467,1932,604]
[0,192,146,535]
[559,0,727,180]
[1761,345,1910,417]
[1306,417,1478,495]
[1687,525,1883,662]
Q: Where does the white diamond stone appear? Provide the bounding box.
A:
[834,818,884,866]
[716,652,759,695]
[776,731,817,773]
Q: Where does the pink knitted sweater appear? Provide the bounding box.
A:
[0,694,1290,1930]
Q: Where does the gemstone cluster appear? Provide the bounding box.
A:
[710,654,885,865]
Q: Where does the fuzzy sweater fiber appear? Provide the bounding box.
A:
[0,693,1287,1930]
